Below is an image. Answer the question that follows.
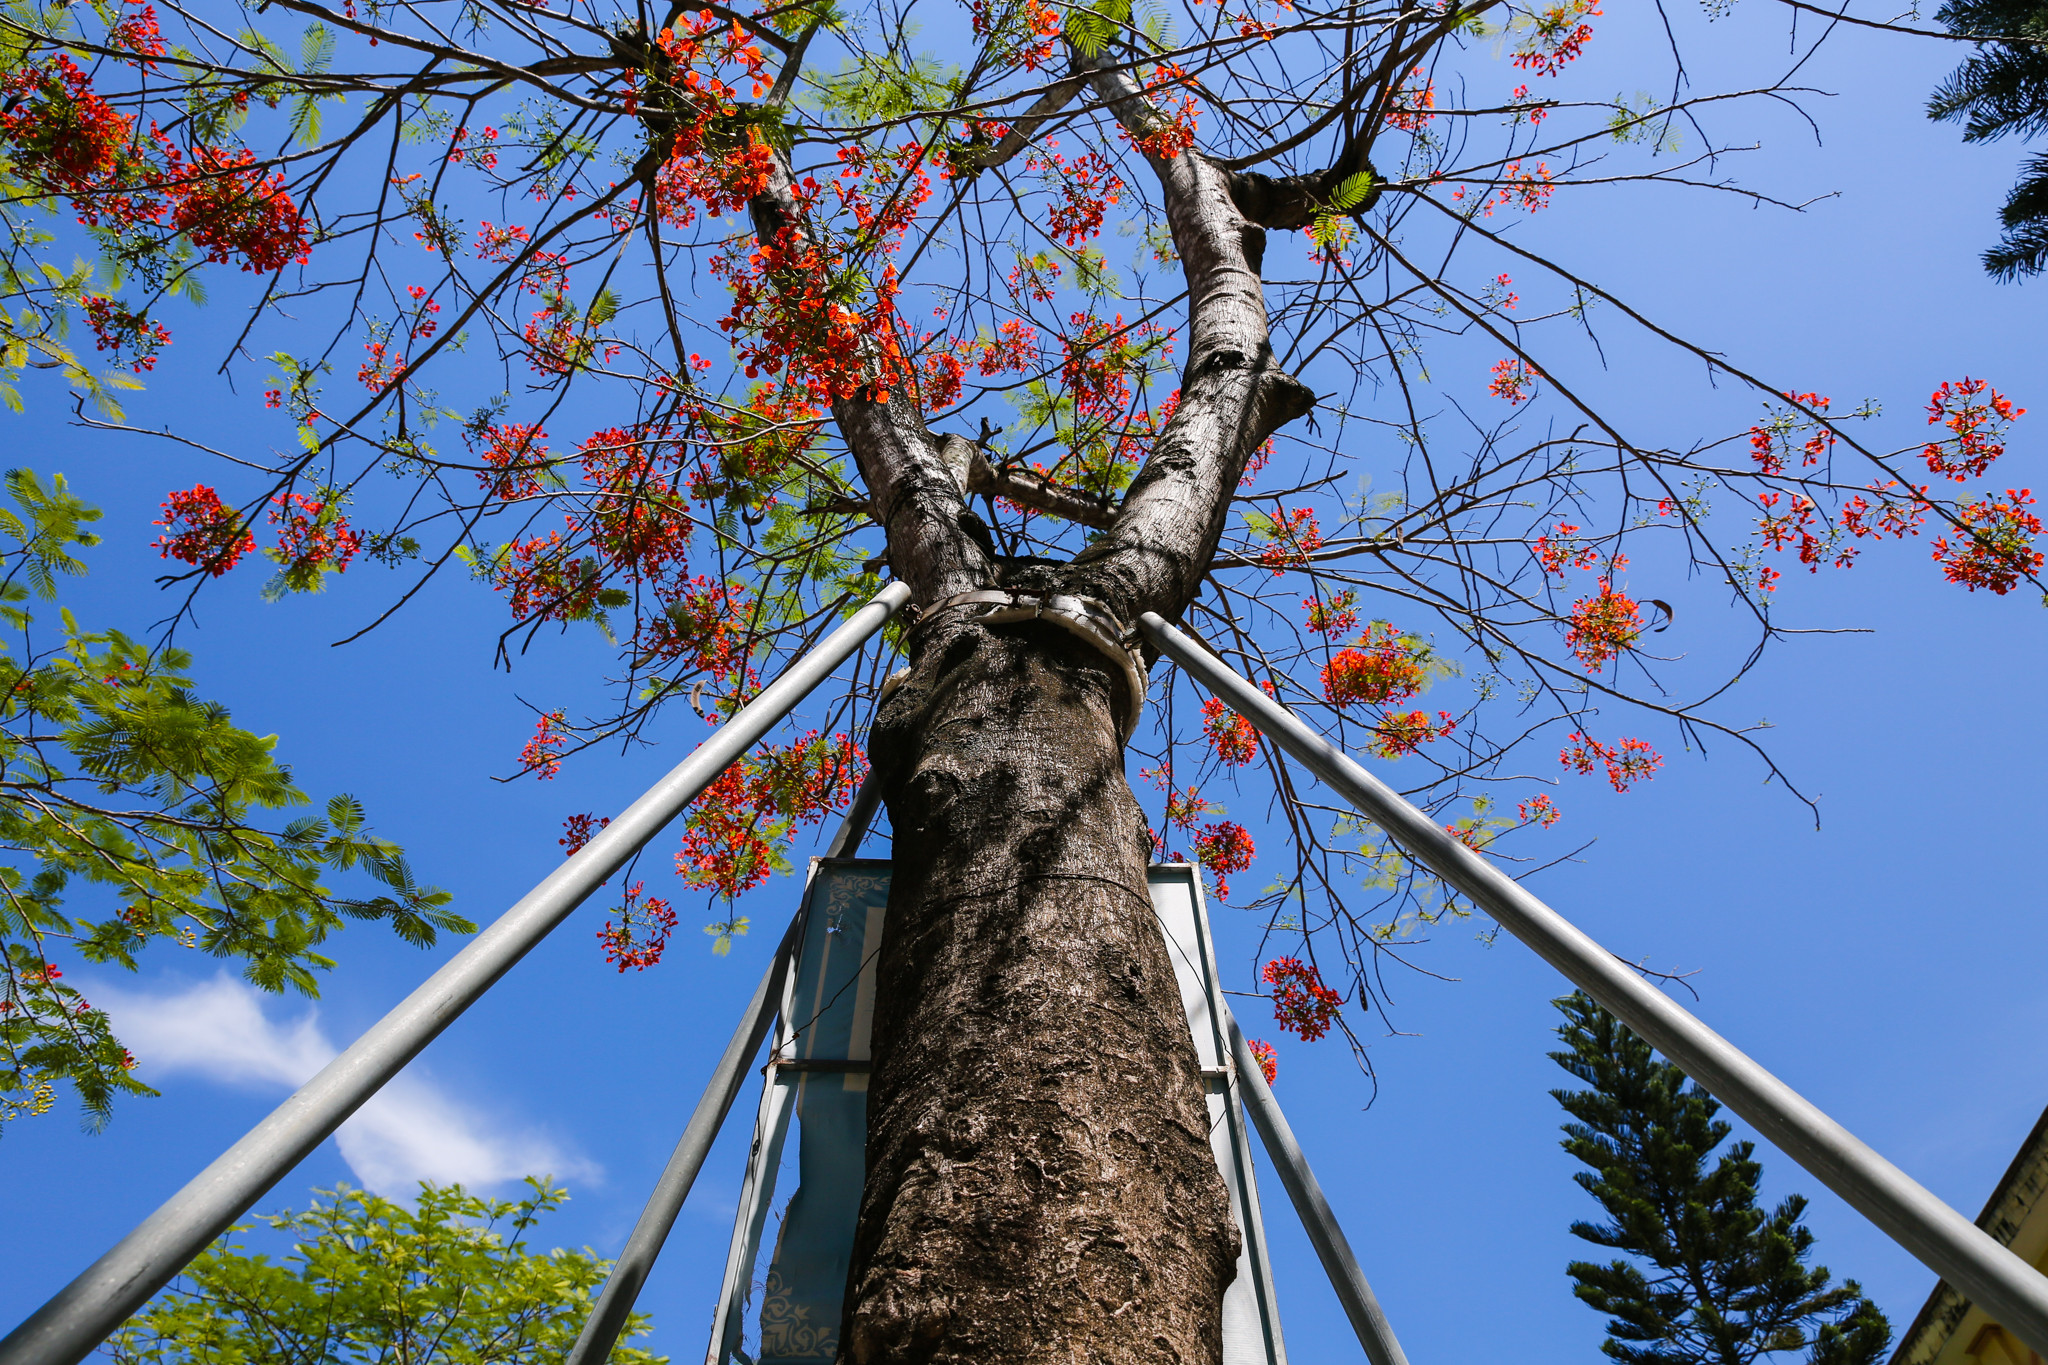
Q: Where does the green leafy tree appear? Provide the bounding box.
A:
[1929,0,2048,277]
[0,467,466,1130]
[107,1180,665,1365]
[1550,991,1894,1365]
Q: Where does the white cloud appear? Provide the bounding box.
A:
[94,974,599,1196]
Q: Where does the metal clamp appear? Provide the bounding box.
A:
[909,588,1149,742]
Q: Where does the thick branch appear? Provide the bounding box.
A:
[966,448,1115,528]
[961,73,1085,173]
[1060,51,1316,624]
[803,445,1115,529]
[1227,151,1381,231]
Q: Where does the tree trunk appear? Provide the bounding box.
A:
[738,44,1329,1358]
[844,582,1240,1364]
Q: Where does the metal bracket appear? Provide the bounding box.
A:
[908,588,1149,742]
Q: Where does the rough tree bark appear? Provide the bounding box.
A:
[742,45,1326,1364]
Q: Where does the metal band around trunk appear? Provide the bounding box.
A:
[907,588,1149,742]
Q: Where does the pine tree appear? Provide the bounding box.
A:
[1928,0,2048,277]
[1550,992,1894,1365]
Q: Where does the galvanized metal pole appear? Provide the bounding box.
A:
[822,769,884,859]
[1223,1013,1410,1365]
[1141,611,2048,1357]
[1,583,912,1365]
[562,912,803,1365]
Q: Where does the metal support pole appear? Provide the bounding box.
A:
[2,583,912,1365]
[1141,611,2048,1358]
[562,912,804,1365]
[822,768,884,859]
[1224,1013,1410,1365]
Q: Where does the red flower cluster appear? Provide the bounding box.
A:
[1513,0,1600,76]
[1263,957,1342,1041]
[0,57,140,200]
[1509,83,1549,124]
[1194,819,1255,900]
[476,423,551,501]
[1932,489,2045,594]
[1531,522,1599,576]
[637,576,757,686]
[1247,1038,1279,1086]
[1164,786,1219,834]
[597,882,678,972]
[357,340,406,390]
[1201,696,1259,766]
[1385,67,1436,131]
[1371,709,1456,758]
[81,295,170,372]
[153,485,253,576]
[110,2,166,58]
[446,124,500,171]
[1924,378,2024,482]
[969,0,1062,72]
[710,142,929,408]
[1563,578,1643,671]
[1517,793,1563,828]
[167,147,311,273]
[1257,506,1322,572]
[269,493,363,573]
[1499,160,1555,213]
[520,711,568,779]
[1561,731,1662,792]
[0,52,310,274]
[1489,357,1540,403]
[1322,622,1427,707]
[1041,148,1124,247]
[1304,590,1360,637]
[976,319,1042,376]
[1838,480,1932,552]
[560,812,611,856]
[674,732,866,900]
[1060,312,1152,423]
[1130,62,1201,159]
[1748,392,1834,477]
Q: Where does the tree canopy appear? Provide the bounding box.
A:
[0,0,2039,1064]
[107,1180,665,1365]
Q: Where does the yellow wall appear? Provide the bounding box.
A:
[1892,1106,2048,1365]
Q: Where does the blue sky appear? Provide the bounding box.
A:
[3,3,2047,1362]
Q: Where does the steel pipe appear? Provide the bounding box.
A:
[822,768,884,859]
[1143,611,2048,1357]
[562,912,803,1365]
[1,582,912,1365]
[1224,1012,1410,1365]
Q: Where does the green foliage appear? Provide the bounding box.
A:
[1066,0,1135,58]
[1929,0,2048,276]
[1309,171,1377,247]
[0,470,466,1132]
[814,45,960,125]
[108,1180,666,1365]
[0,253,147,417]
[1550,992,1892,1365]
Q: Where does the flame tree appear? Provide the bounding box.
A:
[1,0,2040,1354]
